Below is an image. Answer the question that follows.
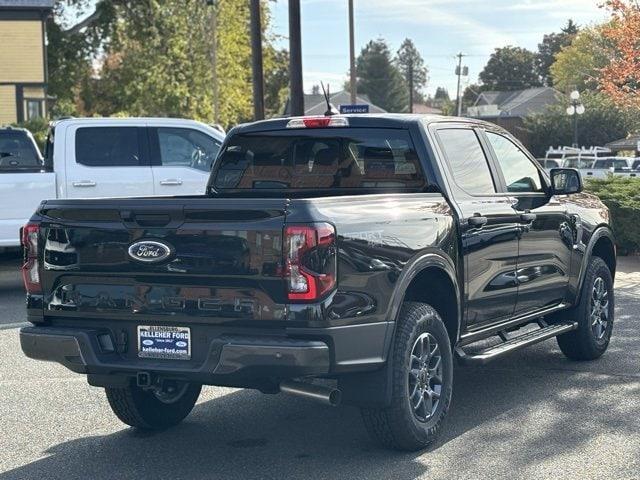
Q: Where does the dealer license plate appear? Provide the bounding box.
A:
[137,325,191,360]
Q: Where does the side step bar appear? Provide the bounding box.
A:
[455,321,577,365]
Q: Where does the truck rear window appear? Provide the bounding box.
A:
[212,128,426,191]
[0,132,40,171]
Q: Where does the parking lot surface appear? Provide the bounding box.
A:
[1,253,638,480]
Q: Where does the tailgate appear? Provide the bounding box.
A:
[38,197,287,325]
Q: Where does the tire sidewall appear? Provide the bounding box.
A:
[393,304,453,445]
[578,258,615,354]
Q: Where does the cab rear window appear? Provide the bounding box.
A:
[212,128,426,191]
[0,132,41,171]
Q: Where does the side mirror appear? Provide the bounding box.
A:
[550,168,583,195]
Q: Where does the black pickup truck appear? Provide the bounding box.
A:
[20,114,616,451]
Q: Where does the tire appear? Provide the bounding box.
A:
[105,380,202,430]
[557,256,614,361]
[361,302,453,451]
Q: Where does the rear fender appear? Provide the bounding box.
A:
[339,250,460,408]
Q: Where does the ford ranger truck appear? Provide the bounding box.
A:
[20,114,616,451]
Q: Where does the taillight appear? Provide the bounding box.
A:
[283,223,337,301]
[21,223,41,294]
[286,116,349,129]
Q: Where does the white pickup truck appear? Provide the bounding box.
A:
[0,118,224,247]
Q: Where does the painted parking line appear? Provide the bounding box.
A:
[0,322,29,331]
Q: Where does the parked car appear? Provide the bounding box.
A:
[562,156,594,169]
[0,117,224,247]
[0,126,50,248]
[537,158,562,170]
[20,114,616,451]
[581,157,639,180]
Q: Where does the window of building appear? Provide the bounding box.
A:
[25,100,43,120]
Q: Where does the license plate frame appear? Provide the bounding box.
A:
[137,325,191,360]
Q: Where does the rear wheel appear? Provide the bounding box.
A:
[557,256,614,360]
[105,380,202,430]
[361,302,453,451]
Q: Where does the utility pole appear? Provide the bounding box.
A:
[348,0,356,104]
[207,0,219,123]
[249,0,265,120]
[455,52,465,117]
[289,0,304,116]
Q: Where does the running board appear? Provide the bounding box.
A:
[455,321,577,365]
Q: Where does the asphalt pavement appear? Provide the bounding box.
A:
[0,253,638,480]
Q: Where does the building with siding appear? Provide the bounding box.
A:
[0,0,54,125]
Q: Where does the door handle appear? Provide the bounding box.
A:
[72,181,96,187]
[520,212,537,223]
[160,179,183,186]
[468,214,488,227]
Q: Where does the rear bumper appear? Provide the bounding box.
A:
[20,321,391,386]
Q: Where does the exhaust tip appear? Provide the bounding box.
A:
[280,380,341,407]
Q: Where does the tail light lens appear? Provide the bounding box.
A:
[284,223,337,301]
[21,223,41,294]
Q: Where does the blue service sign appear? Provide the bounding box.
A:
[339,104,369,114]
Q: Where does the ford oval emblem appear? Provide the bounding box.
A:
[142,339,154,346]
[175,341,187,348]
[128,240,173,264]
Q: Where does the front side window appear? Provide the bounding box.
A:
[156,128,221,172]
[486,132,543,193]
[213,128,426,191]
[436,128,496,195]
[75,127,141,167]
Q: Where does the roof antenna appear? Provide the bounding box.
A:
[321,82,338,116]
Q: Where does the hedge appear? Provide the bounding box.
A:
[585,176,640,254]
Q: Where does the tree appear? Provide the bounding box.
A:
[550,26,613,92]
[523,91,640,156]
[536,19,579,86]
[356,39,408,112]
[479,46,542,91]
[599,0,640,109]
[264,48,290,116]
[433,87,449,102]
[396,38,428,111]
[72,0,284,127]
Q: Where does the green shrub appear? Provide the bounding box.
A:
[585,176,640,253]
[12,117,49,153]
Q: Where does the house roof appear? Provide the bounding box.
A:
[605,134,640,152]
[412,103,443,115]
[282,90,387,116]
[470,87,561,118]
[0,0,54,9]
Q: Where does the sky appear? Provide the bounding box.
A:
[270,0,609,99]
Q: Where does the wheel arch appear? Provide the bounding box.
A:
[386,251,462,350]
[577,226,616,301]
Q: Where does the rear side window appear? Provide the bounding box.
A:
[75,127,142,167]
[213,128,426,191]
[0,132,40,171]
[436,128,496,195]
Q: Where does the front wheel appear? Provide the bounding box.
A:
[361,302,453,451]
[105,380,202,430]
[557,256,614,361]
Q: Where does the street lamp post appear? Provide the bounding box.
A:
[566,90,585,148]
